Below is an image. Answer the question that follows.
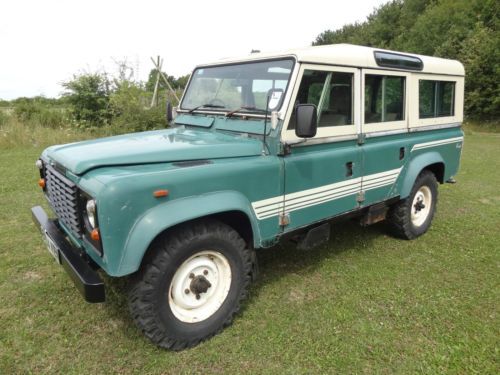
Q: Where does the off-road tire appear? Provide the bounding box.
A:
[128,220,255,350]
[387,170,438,240]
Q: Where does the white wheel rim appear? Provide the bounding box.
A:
[168,250,232,323]
[411,186,432,227]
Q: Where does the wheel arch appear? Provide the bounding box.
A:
[117,191,260,276]
[423,162,445,184]
[399,151,445,199]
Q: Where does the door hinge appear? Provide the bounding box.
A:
[279,213,290,227]
[278,143,292,156]
[356,191,365,204]
[357,133,365,145]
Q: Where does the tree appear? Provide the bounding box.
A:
[62,73,112,127]
[145,69,190,91]
[313,0,500,121]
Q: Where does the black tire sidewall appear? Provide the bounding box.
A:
[407,172,438,237]
[153,234,247,342]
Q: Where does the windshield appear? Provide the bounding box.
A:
[181,59,294,113]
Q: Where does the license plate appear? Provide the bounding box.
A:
[42,229,61,264]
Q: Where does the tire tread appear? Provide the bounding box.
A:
[387,170,438,240]
[128,220,255,350]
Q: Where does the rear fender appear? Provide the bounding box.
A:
[399,151,445,198]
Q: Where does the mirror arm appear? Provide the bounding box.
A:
[281,139,307,155]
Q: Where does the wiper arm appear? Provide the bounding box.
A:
[225,106,268,118]
[188,103,225,114]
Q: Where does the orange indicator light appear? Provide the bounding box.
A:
[38,178,46,188]
[90,229,100,241]
[153,189,169,198]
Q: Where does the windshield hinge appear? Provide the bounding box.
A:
[278,143,292,156]
[357,133,366,145]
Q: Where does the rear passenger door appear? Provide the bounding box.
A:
[360,69,410,206]
[280,65,362,231]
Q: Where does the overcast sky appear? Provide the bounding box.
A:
[0,0,388,99]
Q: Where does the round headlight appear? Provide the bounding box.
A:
[86,199,97,229]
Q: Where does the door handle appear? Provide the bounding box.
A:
[399,147,405,160]
[345,162,353,177]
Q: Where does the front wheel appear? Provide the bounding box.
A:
[387,170,438,239]
[128,220,255,350]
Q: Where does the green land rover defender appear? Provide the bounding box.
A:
[32,44,464,349]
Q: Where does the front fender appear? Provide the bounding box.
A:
[117,191,261,276]
[399,151,445,198]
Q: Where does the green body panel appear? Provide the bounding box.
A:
[215,117,273,135]
[119,191,258,275]
[360,127,463,206]
[43,127,263,174]
[361,133,407,205]
[396,127,463,198]
[75,152,283,276]
[283,139,361,231]
[273,127,463,233]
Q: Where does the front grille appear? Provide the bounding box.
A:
[44,164,83,237]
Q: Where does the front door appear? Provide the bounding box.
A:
[281,64,362,231]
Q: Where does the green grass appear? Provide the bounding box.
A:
[0,131,499,374]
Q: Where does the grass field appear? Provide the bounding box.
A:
[0,129,499,374]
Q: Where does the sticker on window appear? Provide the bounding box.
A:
[268,89,284,110]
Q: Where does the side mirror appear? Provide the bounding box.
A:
[166,101,173,123]
[295,104,317,138]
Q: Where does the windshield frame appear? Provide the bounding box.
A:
[179,57,296,116]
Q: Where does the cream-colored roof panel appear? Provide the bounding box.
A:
[199,44,465,76]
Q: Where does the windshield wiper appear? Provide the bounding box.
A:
[225,106,268,118]
[188,103,225,114]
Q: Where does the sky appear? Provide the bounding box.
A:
[0,0,388,100]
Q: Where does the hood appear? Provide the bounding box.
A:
[44,128,263,174]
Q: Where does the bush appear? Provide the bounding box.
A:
[109,81,166,133]
[0,110,10,127]
[13,99,66,128]
[62,73,112,128]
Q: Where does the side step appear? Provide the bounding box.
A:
[296,223,330,251]
[359,202,389,227]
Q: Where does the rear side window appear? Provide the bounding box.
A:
[419,80,455,118]
[364,75,405,123]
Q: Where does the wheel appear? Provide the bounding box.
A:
[128,220,255,350]
[387,170,438,240]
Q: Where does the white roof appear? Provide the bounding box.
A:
[199,44,465,76]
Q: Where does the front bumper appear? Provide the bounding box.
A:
[31,206,105,303]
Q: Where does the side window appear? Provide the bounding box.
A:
[419,80,455,118]
[364,75,405,123]
[288,70,353,129]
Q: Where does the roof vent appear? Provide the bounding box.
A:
[374,51,423,71]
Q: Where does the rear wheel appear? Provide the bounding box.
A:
[128,220,255,350]
[387,170,438,239]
